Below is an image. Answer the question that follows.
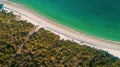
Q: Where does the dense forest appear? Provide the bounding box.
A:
[0,10,120,67]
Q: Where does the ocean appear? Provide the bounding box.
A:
[10,0,120,42]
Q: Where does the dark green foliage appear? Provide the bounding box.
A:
[0,10,120,67]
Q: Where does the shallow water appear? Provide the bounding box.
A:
[10,0,120,42]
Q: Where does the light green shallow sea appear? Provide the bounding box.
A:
[10,0,120,42]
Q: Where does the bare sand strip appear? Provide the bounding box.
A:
[1,1,120,58]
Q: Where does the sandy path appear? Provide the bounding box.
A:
[1,1,120,58]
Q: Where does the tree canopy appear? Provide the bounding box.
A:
[0,10,120,67]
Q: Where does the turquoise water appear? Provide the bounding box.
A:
[10,0,120,42]
[0,4,3,9]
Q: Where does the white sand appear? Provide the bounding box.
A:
[1,1,120,58]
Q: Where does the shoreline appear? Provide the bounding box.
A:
[8,1,120,44]
[5,1,120,44]
[1,1,120,58]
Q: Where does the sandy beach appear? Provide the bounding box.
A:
[1,1,120,58]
